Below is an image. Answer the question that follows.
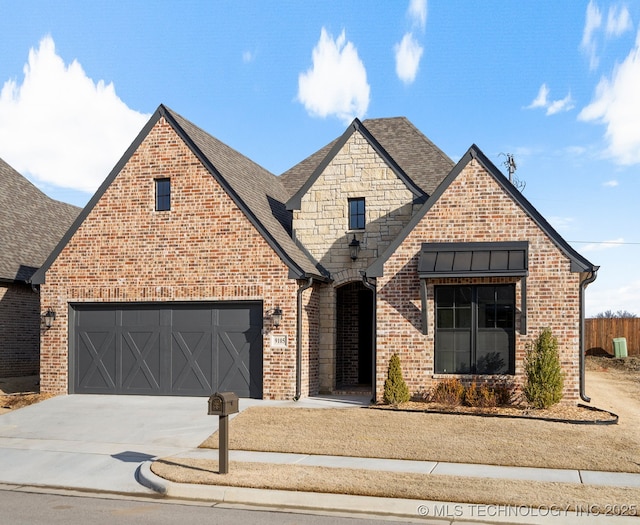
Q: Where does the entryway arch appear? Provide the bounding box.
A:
[336,281,374,390]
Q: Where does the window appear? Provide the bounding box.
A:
[435,285,515,374]
[155,178,170,211]
[348,198,365,230]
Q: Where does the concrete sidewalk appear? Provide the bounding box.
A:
[2,394,639,523]
[138,451,640,524]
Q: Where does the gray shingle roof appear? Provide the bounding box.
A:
[280,117,454,198]
[0,157,80,282]
[165,108,324,279]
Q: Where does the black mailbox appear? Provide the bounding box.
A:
[208,392,239,416]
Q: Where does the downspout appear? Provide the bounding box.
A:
[361,273,377,404]
[294,277,314,401]
[579,268,598,403]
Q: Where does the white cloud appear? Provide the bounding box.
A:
[0,36,149,193]
[242,50,255,63]
[581,0,603,69]
[578,30,640,165]
[548,216,575,232]
[606,5,632,37]
[580,237,625,252]
[393,1,427,85]
[408,0,427,30]
[603,179,619,187]
[580,1,634,70]
[586,277,640,317]
[394,33,424,84]
[526,84,574,115]
[527,84,549,109]
[297,28,370,125]
[546,93,575,115]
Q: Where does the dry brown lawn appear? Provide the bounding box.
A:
[151,360,640,509]
[0,376,53,415]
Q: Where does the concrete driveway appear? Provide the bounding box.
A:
[0,394,219,494]
[0,393,367,495]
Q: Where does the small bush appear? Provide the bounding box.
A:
[464,382,497,408]
[523,327,564,409]
[383,354,410,405]
[493,382,516,406]
[430,378,464,406]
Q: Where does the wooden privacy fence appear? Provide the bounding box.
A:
[585,318,640,356]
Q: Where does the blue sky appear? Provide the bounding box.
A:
[1,1,639,316]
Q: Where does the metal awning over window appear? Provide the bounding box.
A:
[418,241,528,335]
[418,241,528,278]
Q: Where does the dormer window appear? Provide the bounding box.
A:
[155,178,170,211]
[348,198,365,230]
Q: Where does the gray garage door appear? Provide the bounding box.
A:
[71,302,263,398]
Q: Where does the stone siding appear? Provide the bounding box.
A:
[293,131,419,274]
[376,159,583,404]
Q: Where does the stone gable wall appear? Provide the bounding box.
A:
[39,117,308,400]
[376,159,583,404]
[292,131,419,275]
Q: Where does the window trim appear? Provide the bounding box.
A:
[434,284,516,375]
[155,178,171,212]
[348,197,365,230]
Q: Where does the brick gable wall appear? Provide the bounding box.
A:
[39,117,307,399]
[376,159,582,404]
[0,282,40,376]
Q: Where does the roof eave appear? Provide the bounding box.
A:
[366,144,598,278]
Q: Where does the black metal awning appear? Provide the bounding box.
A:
[418,241,528,278]
[417,241,529,335]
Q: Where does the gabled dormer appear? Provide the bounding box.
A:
[284,118,452,276]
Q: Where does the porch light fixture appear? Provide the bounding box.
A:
[42,309,56,329]
[271,307,283,328]
[349,234,361,261]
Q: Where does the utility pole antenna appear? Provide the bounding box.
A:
[503,153,517,183]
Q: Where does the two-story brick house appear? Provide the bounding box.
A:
[33,105,597,403]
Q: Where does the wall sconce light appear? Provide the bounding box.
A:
[349,234,361,261]
[42,309,56,329]
[271,307,283,328]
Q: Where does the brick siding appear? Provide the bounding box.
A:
[376,159,583,404]
[0,282,40,376]
[39,117,312,400]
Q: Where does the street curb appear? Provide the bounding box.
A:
[136,462,640,524]
[138,461,434,519]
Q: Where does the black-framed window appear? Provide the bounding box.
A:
[155,178,170,211]
[348,198,365,230]
[435,284,515,374]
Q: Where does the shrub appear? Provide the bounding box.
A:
[430,378,464,406]
[523,327,564,408]
[383,354,410,405]
[464,382,497,408]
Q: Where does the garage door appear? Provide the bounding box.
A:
[71,302,263,398]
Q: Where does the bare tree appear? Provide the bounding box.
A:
[594,309,637,318]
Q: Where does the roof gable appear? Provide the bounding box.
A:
[0,157,80,283]
[281,117,453,201]
[285,118,427,211]
[367,144,597,277]
[32,105,324,284]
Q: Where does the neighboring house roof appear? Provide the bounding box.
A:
[367,144,598,277]
[32,105,326,285]
[0,157,80,283]
[281,117,454,201]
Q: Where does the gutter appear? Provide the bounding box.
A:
[579,267,599,403]
[361,273,377,404]
[294,277,314,401]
